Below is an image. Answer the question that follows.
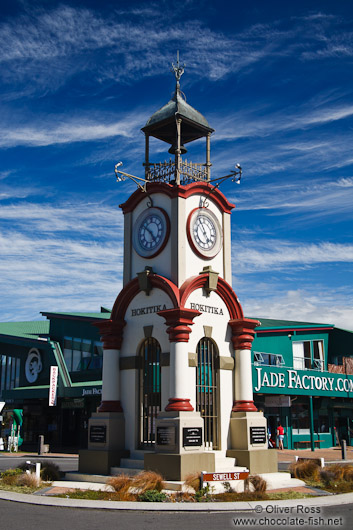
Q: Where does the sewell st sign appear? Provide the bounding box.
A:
[202,471,249,483]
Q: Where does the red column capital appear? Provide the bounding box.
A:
[229,318,260,350]
[93,319,126,350]
[157,307,201,342]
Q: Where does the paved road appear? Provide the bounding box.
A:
[0,454,78,474]
[1,498,353,529]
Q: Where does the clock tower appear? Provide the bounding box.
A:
[79,56,277,479]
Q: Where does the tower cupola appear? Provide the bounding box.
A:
[141,53,214,185]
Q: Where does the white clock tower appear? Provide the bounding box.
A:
[79,57,277,479]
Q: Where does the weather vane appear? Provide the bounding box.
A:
[171,50,185,88]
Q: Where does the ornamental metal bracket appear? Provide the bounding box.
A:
[115,162,153,206]
[200,164,242,207]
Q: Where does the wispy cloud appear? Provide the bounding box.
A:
[0,111,147,148]
[0,199,124,321]
[232,238,353,273]
[243,288,353,330]
[1,5,352,96]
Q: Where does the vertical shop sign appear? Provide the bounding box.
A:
[49,366,58,406]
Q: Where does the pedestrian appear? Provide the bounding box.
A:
[277,423,285,450]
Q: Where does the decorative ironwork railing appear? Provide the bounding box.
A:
[145,159,208,184]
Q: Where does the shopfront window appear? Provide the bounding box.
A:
[0,355,21,395]
[293,340,324,371]
[291,401,310,434]
[63,337,103,372]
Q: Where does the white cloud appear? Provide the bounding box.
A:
[242,289,353,330]
[0,199,125,321]
[232,238,353,273]
[0,112,146,148]
[0,4,351,95]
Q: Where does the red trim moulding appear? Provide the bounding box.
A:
[120,182,235,214]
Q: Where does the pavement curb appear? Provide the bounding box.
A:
[1,489,353,511]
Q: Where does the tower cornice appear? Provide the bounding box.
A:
[119,181,235,214]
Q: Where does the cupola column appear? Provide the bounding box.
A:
[157,307,201,411]
[144,134,150,180]
[206,132,211,181]
[175,117,182,185]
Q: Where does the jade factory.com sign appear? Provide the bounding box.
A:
[253,367,353,397]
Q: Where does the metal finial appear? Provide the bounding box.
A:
[171,50,185,87]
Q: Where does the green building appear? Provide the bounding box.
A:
[1,311,353,452]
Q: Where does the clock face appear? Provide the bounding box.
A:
[133,207,170,258]
[187,208,223,259]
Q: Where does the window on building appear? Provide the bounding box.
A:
[138,337,161,448]
[63,337,103,372]
[196,337,220,450]
[253,352,284,367]
[0,355,21,395]
[293,340,324,371]
[291,402,310,434]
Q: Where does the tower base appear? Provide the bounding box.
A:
[144,452,215,481]
[226,449,277,474]
[227,410,278,474]
[78,410,128,475]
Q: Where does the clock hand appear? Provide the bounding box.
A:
[198,219,210,243]
[144,225,157,242]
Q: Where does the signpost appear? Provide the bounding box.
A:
[201,470,249,490]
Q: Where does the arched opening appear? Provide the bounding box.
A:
[196,337,220,450]
[138,337,161,448]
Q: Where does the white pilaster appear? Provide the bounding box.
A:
[101,349,120,402]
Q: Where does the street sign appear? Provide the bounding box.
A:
[201,470,249,483]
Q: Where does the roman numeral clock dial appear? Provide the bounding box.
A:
[133,207,170,258]
[187,207,223,259]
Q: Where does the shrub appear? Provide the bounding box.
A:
[138,489,167,502]
[132,471,165,493]
[289,460,320,481]
[325,464,353,482]
[249,474,267,493]
[184,472,201,492]
[1,468,23,485]
[40,461,61,481]
[194,484,213,502]
[16,472,40,488]
[107,474,133,494]
[342,465,353,482]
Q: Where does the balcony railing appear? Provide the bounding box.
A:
[145,159,208,184]
[253,351,324,371]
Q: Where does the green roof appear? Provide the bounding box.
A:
[251,317,334,330]
[0,320,50,340]
[41,311,111,321]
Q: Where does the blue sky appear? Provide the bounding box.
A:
[1,0,353,329]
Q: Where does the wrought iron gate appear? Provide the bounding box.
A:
[139,337,161,448]
[196,337,220,450]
